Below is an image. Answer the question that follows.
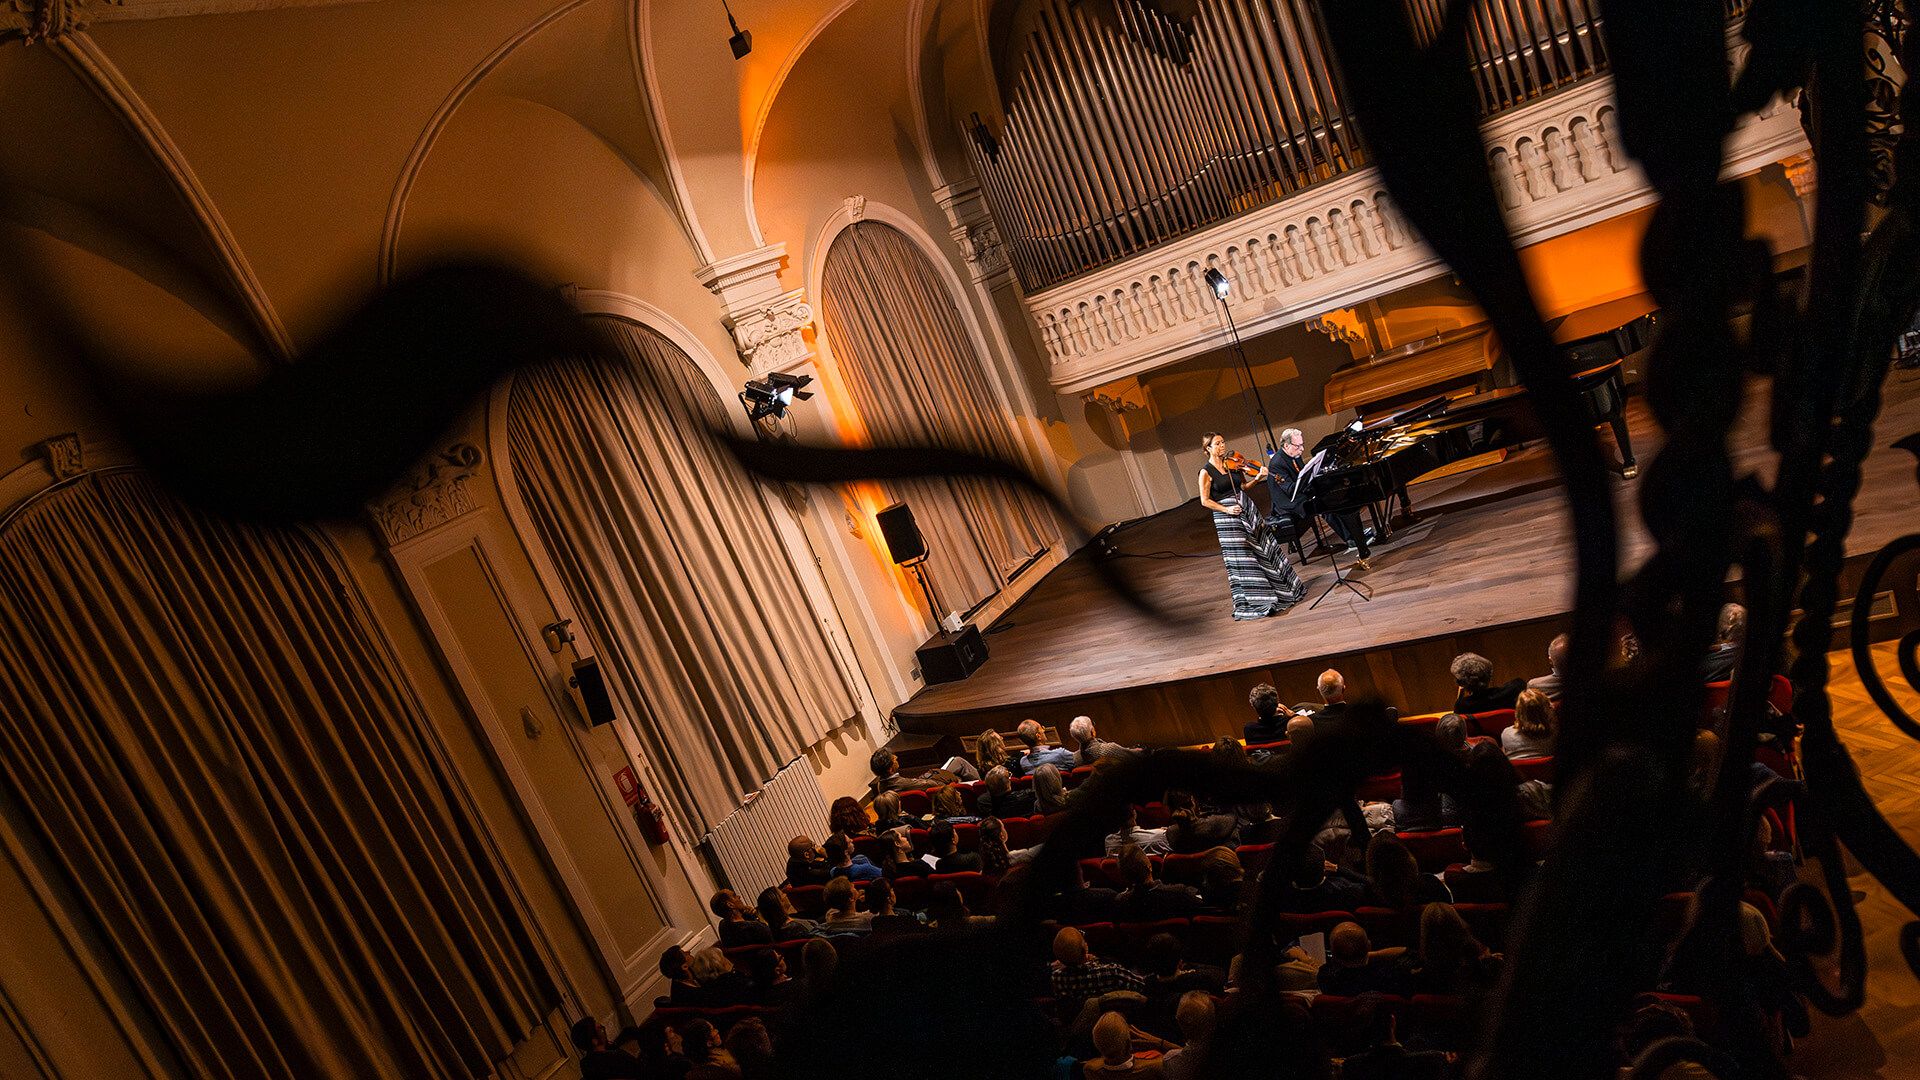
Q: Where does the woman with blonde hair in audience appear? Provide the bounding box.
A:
[827,795,871,837]
[683,946,753,1007]
[870,789,917,833]
[1503,688,1556,760]
[976,728,1011,776]
[1033,762,1072,814]
[931,783,979,824]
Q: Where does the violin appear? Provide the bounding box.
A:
[1219,450,1267,478]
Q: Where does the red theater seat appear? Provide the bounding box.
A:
[1160,853,1209,885]
[898,790,931,816]
[1276,910,1349,941]
[1354,905,1416,948]
[1119,917,1192,957]
[892,875,930,910]
[1397,828,1466,872]
[1235,843,1275,875]
[1511,756,1555,783]
[1522,819,1554,859]
[1455,902,1509,949]
[853,834,889,863]
[1138,802,1171,828]
[1466,709,1515,740]
[930,871,994,911]
[784,884,826,917]
[1357,772,1402,802]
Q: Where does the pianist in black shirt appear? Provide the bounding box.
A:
[1267,427,1371,567]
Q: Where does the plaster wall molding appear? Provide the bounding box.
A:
[694,243,815,376]
[365,442,485,546]
[49,32,295,359]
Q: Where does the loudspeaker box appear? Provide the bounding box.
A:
[917,624,987,684]
[875,502,927,565]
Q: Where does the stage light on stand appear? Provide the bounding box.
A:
[739,372,812,423]
[1204,266,1276,452]
[1205,266,1231,300]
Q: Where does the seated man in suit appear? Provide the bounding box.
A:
[1267,426,1370,569]
[1528,633,1571,700]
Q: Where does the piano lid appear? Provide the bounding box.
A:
[1322,324,1500,418]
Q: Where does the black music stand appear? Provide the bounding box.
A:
[1305,492,1373,609]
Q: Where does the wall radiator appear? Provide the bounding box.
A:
[702,758,830,897]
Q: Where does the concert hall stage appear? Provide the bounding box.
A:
[892,375,1920,748]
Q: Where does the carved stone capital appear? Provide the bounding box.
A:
[843,194,866,222]
[1084,390,1144,415]
[933,178,1014,286]
[32,433,85,479]
[695,243,816,375]
[367,443,484,546]
[729,293,815,378]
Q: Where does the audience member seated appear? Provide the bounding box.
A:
[1407,902,1502,995]
[1529,633,1571,701]
[976,766,1037,818]
[799,938,837,998]
[1748,815,1797,900]
[1392,720,1463,833]
[1451,652,1525,714]
[1700,602,1746,682]
[1161,990,1215,1080]
[1069,715,1137,766]
[976,727,1013,777]
[1055,863,1122,924]
[1243,682,1296,742]
[927,881,993,929]
[1317,921,1413,997]
[930,784,981,825]
[1052,926,1146,1006]
[1612,997,1721,1080]
[784,835,831,886]
[978,816,1014,877]
[1084,1010,1174,1078]
[1114,843,1207,920]
[1440,826,1509,904]
[572,1016,642,1080]
[683,947,753,1007]
[679,1019,738,1080]
[827,795,870,837]
[1141,933,1226,1038]
[1284,714,1316,750]
[1107,805,1173,856]
[756,886,823,942]
[619,1018,688,1080]
[1502,688,1556,760]
[869,790,918,834]
[1016,718,1078,772]
[1033,762,1074,814]
[1277,842,1369,913]
[1198,846,1250,912]
[1165,790,1240,853]
[723,1018,774,1080]
[660,945,703,1004]
[864,876,924,937]
[710,888,773,947]
[823,832,883,881]
[1303,669,1352,731]
[1364,832,1452,910]
[869,747,942,794]
[879,826,931,879]
[745,948,801,1008]
[1690,729,1783,803]
[1204,740,1276,837]
[927,820,981,873]
[820,877,873,933]
[1339,1010,1448,1080]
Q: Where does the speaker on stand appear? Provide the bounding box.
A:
[876,501,988,684]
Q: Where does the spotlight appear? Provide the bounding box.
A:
[722,0,752,58]
[1204,266,1230,300]
[740,372,812,422]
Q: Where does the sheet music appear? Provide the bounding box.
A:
[1293,449,1328,502]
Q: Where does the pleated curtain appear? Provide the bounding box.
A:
[506,319,857,834]
[820,221,1053,615]
[0,470,556,1080]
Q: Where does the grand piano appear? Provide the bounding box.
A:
[1306,312,1650,533]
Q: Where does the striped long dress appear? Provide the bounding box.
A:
[1206,464,1307,620]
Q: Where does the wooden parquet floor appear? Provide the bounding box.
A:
[1793,642,1920,1078]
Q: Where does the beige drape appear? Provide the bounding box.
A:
[821,221,1053,615]
[506,319,857,834]
[0,470,555,1080]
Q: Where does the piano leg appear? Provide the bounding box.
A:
[1608,413,1639,478]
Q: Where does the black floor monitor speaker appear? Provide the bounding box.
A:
[876,502,927,565]
[917,624,988,684]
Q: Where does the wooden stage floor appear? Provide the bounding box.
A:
[894,372,1920,743]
